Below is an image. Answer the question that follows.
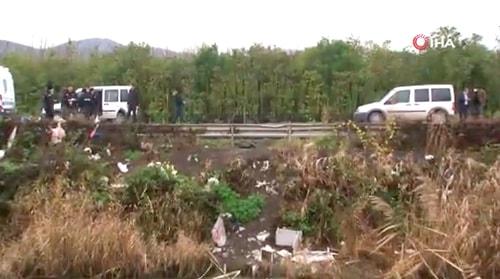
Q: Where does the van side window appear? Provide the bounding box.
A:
[104,89,119,102]
[414,89,430,102]
[391,90,410,104]
[431,88,451,102]
[2,79,7,94]
[120,89,128,102]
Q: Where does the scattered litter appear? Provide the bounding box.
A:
[260,245,275,262]
[6,126,17,150]
[211,216,227,247]
[237,226,245,233]
[106,149,111,156]
[140,141,153,151]
[117,162,129,173]
[207,177,220,186]
[110,183,126,188]
[275,228,302,253]
[89,153,101,161]
[256,230,270,242]
[424,154,434,160]
[89,124,99,139]
[84,147,92,153]
[0,126,17,160]
[291,249,336,264]
[187,154,199,163]
[276,249,292,258]
[255,180,278,195]
[261,160,270,171]
[212,247,222,253]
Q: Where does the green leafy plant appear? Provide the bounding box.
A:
[213,182,264,223]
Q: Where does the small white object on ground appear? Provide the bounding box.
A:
[83,147,92,153]
[117,162,129,173]
[256,230,270,242]
[291,249,336,264]
[0,150,5,160]
[424,154,434,160]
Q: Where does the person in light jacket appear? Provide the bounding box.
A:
[458,88,469,121]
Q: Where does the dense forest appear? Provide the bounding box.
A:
[1,27,499,122]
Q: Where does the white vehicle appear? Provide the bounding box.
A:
[75,85,132,123]
[0,66,16,114]
[353,84,456,124]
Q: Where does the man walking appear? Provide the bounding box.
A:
[127,85,139,122]
[173,90,185,123]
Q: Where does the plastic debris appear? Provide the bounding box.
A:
[424,154,434,160]
[117,162,129,173]
[256,230,270,242]
[211,216,227,247]
[291,249,336,264]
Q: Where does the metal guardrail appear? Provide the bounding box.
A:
[132,122,385,140]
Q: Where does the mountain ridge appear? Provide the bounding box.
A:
[0,38,178,57]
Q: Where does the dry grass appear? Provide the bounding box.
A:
[0,178,212,278]
[274,126,500,278]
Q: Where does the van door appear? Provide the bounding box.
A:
[102,89,119,119]
[384,89,412,120]
[412,88,431,120]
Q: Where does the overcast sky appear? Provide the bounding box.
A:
[2,0,498,51]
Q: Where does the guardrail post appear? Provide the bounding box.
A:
[288,122,292,142]
[230,124,234,146]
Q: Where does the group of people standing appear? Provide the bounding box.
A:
[458,87,487,120]
[42,83,103,120]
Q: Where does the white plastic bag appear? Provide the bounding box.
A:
[211,216,227,247]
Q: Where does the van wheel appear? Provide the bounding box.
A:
[368,112,384,124]
[430,110,447,124]
[115,112,126,124]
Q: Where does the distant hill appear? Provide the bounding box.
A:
[0,38,178,58]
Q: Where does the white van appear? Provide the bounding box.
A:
[353,84,456,124]
[0,66,16,114]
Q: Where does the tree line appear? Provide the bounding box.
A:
[1,26,499,123]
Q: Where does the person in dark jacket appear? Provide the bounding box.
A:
[127,85,139,122]
[173,90,184,123]
[43,82,55,119]
[78,88,93,119]
[94,89,103,117]
[61,86,76,118]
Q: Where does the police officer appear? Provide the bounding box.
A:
[78,87,93,119]
[43,82,55,119]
